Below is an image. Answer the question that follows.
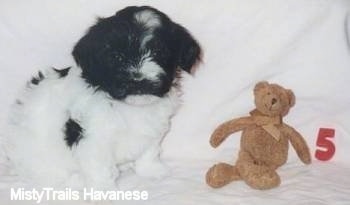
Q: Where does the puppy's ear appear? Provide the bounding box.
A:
[171,23,201,73]
[72,27,106,85]
[72,24,104,75]
[72,35,90,71]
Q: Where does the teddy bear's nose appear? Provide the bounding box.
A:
[271,98,277,105]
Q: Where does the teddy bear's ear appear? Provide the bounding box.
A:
[286,89,296,107]
[254,81,269,94]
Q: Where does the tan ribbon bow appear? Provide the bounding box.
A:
[250,109,283,141]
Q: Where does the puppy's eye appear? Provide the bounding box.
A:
[152,48,168,59]
[115,54,124,62]
[151,49,160,57]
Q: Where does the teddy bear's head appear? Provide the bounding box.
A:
[253,81,295,117]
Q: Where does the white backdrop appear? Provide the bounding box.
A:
[1,0,350,204]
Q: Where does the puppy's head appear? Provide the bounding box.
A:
[72,6,201,101]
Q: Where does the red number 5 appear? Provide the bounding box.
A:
[315,128,335,161]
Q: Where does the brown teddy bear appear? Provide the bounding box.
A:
[206,81,311,190]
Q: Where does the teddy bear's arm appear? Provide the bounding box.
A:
[283,124,311,164]
[210,117,255,148]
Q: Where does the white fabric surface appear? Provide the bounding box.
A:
[1,0,350,204]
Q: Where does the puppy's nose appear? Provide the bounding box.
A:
[271,98,277,105]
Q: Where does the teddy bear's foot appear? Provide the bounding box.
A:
[243,168,281,190]
[206,163,241,188]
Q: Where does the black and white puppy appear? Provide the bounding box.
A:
[6,6,201,189]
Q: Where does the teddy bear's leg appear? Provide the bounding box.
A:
[206,163,241,188]
[237,151,280,190]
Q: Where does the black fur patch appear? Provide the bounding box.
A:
[30,71,44,85]
[64,118,83,147]
[53,67,71,78]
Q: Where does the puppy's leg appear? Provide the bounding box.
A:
[134,140,169,179]
[74,140,119,190]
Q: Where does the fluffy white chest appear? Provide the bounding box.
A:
[69,82,179,164]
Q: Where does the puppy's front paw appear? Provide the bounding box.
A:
[135,161,170,180]
[84,166,120,191]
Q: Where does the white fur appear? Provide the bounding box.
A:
[124,95,161,105]
[5,66,179,189]
[134,10,161,49]
[139,54,165,81]
[140,34,154,48]
[134,10,161,29]
[130,52,165,82]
